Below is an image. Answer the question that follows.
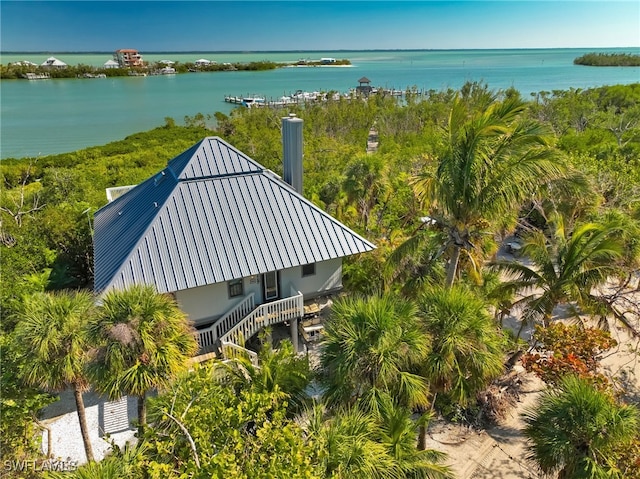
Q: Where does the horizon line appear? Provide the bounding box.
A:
[2,47,639,55]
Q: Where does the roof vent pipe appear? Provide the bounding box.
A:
[282,113,303,194]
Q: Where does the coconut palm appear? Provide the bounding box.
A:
[87,284,197,435]
[412,95,567,287]
[418,286,506,408]
[320,294,430,412]
[523,375,639,478]
[13,290,96,462]
[491,220,626,332]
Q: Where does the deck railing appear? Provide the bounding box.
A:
[195,293,255,353]
[220,290,304,347]
[220,340,259,367]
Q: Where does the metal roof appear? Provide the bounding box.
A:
[93,137,375,294]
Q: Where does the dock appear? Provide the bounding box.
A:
[224,86,414,108]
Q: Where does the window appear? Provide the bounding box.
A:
[302,263,316,277]
[228,278,243,298]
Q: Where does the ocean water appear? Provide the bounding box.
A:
[1,49,639,159]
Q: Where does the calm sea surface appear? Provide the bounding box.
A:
[1,49,639,159]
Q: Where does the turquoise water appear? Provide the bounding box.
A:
[2,49,639,159]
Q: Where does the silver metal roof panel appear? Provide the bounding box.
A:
[94,137,375,294]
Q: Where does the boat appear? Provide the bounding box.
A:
[241,96,265,108]
[160,67,176,75]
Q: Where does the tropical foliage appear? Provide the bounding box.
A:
[87,284,198,434]
[411,95,567,286]
[13,290,97,461]
[320,294,430,411]
[2,82,640,474]
[491,219,627,328]
[418,286,506,410]
[523,375,640,478]
[522,323,617,388]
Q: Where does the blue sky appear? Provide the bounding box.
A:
[1,1,638,52]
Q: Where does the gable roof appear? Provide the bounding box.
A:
[93,137,375,294]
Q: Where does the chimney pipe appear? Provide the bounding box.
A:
[282,113,303,194]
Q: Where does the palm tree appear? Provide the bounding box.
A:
[412,95,567,287]
[303,399,454,479]
[375,399,454,479]
[87,284,197,435]
[13,290,96,462]
[491,220,626,333]
[225,334,312,415]
[305,403,395,478]
[523,375,639,478]
[418,286,506,408]
[320,294,430,412]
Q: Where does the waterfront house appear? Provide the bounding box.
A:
[93,122,375,359]
[103,59,120,69]
[114,49,143,67]
[195,58,214,67]
[41,57,67,68]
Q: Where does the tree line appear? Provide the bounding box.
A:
[0,60,293,80]
[1,81,640,477]
[574,52,640,67]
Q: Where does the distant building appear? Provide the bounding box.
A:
[103,59,120,69]
[195,58,214,67]
[41,57,67,68]
[114,49,143,68]
[356,76,373,95]
[320,58,336,64]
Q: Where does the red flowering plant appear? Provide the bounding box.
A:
[522,323,617,391]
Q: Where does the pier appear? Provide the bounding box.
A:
[224,87,408,108]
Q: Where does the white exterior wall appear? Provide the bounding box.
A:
[280,258,342,297]
[175,258,342,327]
[175,281,242,326]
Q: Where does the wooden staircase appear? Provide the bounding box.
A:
[194,288,304,365]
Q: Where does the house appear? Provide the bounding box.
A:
[103,59,120,69]
[93,117,375,359]
[41,57,67,68]
[195,58,215,67]
[114,49,143,67]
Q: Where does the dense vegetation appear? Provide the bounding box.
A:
[574,52,640,66]
[0,58,351,79]
[2,81,640,477]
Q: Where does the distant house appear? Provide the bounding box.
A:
[93,128,375,359]
[114,49,143,68]
[41,57,67,68]
[12,60,38,66]
[103,59,120,69]
[195,58,214,67]
[320,58,336,64]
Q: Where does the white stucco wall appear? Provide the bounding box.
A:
[175,281,240,326]
[280,258,342,297]
[175,258,342,327]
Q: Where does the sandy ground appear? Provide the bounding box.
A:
[421,290,640,479]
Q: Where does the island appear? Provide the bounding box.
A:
[0,58,351,80]
[574,52,640,67]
